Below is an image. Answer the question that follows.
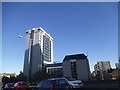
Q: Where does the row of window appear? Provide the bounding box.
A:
[43,35,52,62]
[71,61,77,79]
[48,68,62,74]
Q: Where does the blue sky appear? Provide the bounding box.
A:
[2,2,118,74]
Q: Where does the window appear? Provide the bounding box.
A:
[42,80,52,88]
[71,61,77,79]
[52,79,69,86]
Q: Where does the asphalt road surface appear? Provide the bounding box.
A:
[84,83,119,88]
[83,81,120,89]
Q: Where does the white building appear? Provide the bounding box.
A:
[23,27,53,76]
[62,54,91,81]
[94,61,111,80]
[94,61,111,73]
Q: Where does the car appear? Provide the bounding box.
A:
[3,83,14,89]
[35,77,74,89]
[14,81,29,89]
[29,83,37,89]
[65,77,84,88]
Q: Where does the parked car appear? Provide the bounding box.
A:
[35,77,74,89]
[29,83,37,89]
[14,81,29,89]
[65,77,84,88]
[3,83,14,89]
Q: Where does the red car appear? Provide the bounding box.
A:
[14,81,29,89]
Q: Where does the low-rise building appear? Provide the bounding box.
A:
[111,69,120,80]
[0,73,16,84]
[62,54,91,81]
[45,63,63,77]
[0,73,16,78]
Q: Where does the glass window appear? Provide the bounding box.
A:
[52,79,69,86]
[42,80,52,88]
[37,80,45,88]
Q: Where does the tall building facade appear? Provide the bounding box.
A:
[23,27,53,76]
[62,54,91,81]
[94,61,111,80]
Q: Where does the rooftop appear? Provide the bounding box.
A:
[26,27,53,40]
[63,54,87,61]
[45,63,62,67]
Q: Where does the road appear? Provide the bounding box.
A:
[83,80,119,89]
[84,83,119,88]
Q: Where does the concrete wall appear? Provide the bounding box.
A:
[23,31,31,76]
[63,59,90,81]
[76,59,90,81]
[23,49,29,76]
[62,61,71,77]
[31,44,42,75]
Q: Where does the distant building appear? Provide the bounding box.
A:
[90,71,97,80]
[115,58,120,69]
[94,61,111,72]
[62,54,91,81]
[0,73,16,78]
[111,69,120,80]
[115,63,120,69]
[94,61,111,80]
[45,63,63,77]
[23,27,53,77]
